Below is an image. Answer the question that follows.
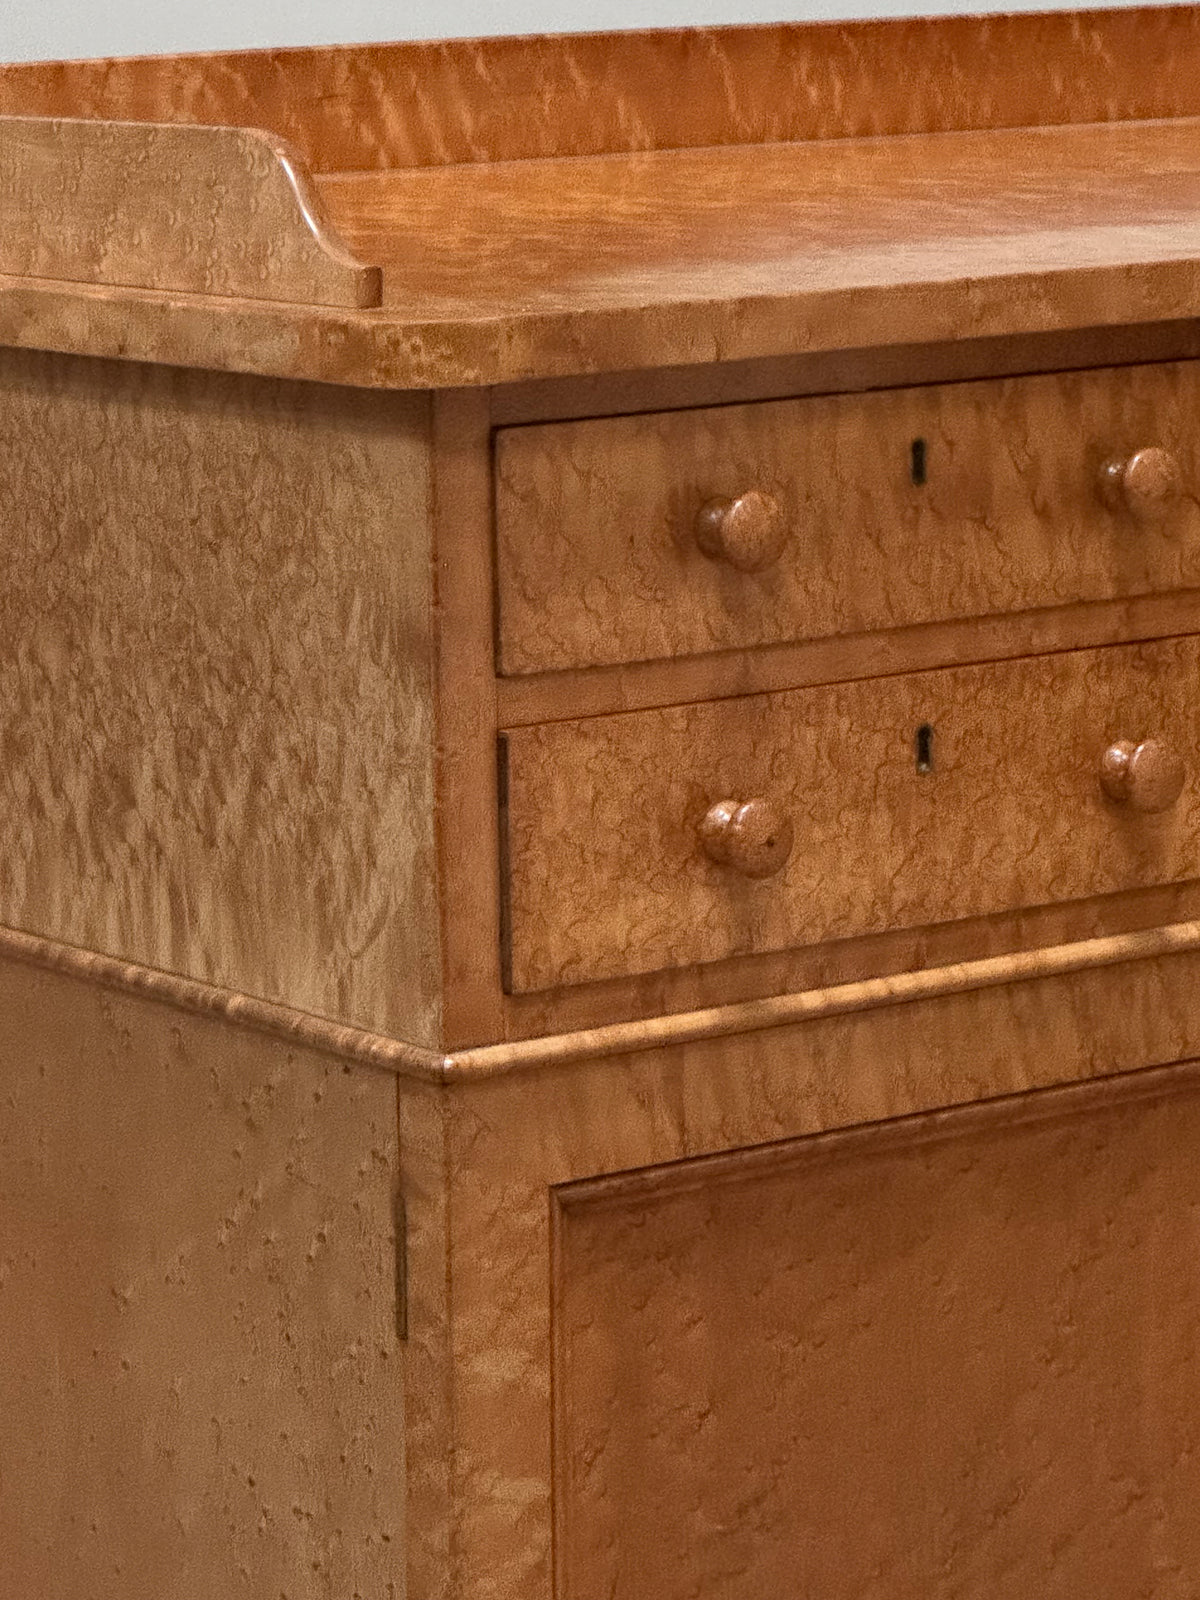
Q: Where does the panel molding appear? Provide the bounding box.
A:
[5,912,1199,1083]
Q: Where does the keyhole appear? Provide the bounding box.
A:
[915,723,935,774]
[910,438,927,486]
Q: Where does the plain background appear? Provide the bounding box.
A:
[0,0,1174,66]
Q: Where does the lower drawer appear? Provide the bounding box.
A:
[500,635,1200,992]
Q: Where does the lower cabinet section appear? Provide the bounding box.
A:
[0,957,404,1600]
[10,931,1200,1600]
[554,1064,1200,1599]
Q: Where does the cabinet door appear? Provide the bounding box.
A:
[553,1062,1200,1599]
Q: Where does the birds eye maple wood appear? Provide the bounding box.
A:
[694,491,789,573]
[4,10,1200,1600]
[494,360,1200,674]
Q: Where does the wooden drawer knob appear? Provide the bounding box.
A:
[695,491,787,572]
[700,798,794,878]
[1100,738,1186,813]
[1100,447,1182,521]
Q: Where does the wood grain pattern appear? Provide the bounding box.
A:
[420,942,1200,1600]
[397,1080,454,1598]
[497,358,1200,674]
[10,120,1200,386]
[494,588,1200,729]
[555,1067,1200,1600]
[501,880,1200,1046]
[0,116,379,308]
[14,16,1200,1596]
[0,348,441,1043]
[458,918,1200,1077]
[320,117,1200,316]
[489,321,1200,426]
[503,636,1200,991]
[428,391,507,1051]
[4,872,1200,1085]
[3,10,1200,173]
[0,918,448,1080]
[0,951,404,1600]
[3,20,1200,386]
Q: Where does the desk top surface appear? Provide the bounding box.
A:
[4,10,1200,388]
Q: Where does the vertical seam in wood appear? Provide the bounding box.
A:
[488,408,504,674]
[398,1080,457,1600]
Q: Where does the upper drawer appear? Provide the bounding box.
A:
[495,361,1200,675]
[500,636,1200,993]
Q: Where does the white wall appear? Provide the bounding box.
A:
[0,0,1169,67]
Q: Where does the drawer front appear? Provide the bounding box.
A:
[495,361,1200,674]
[501,636,1200,992]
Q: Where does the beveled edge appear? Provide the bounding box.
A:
[3,915,1198,1085]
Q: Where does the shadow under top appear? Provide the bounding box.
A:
[3,11,1200,389]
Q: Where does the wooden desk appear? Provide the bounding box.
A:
[4,10,1200,1596]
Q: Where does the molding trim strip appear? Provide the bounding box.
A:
[448,919,1200,1078]
[0,921,447,1081]
[3,916,1200,1082]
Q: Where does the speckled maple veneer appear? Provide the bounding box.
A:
[5,10,1200,1596]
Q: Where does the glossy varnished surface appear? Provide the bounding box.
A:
[6,113,1200,383]
[321,118,1200,317]
[3,15,1200,383]
[502,636,1200,991]
[3,10,1200,173]
[324,117,1200,384]
[497,358,1200,673]
[408,952,1200,1600]
[8,16,1200,1595]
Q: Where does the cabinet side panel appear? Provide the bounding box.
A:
[554,1066,1200,1600]
[0,955,405,1599]
[0,350,438,1041]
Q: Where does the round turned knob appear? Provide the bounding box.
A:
[1099,447,1182,521]
[699,798,794,878]
[1100,738,1186,813]
[694,492,787,572]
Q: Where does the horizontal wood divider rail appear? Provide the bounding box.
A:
[0,116,381,307]
[558,1051,1200,1209]
[495,594,1200,726]
[450,919,1200,1076]
[3,915,1199,1084]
